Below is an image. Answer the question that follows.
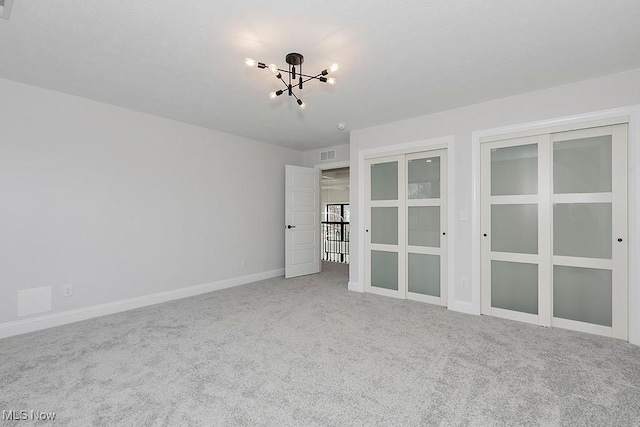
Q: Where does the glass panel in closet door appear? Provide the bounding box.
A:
[491,144,538,196]
[553,266,612,327]
[408,156,440,199]
[408,253,440,297]
[491,261,538,315]
[553,136,612,194]
[371,162,398,200]
[408,206,440,247]
[371,251,398,290]
[553,203,612,259]
[491,204,538,254]
[371,207,398,245]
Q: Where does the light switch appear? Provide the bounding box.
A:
[460,209,468,221]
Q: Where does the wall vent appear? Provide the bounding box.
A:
[1,0,14,20]
[320,150,336,161]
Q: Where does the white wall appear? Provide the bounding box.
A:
[349,68,640,343]
[0,78,303,331]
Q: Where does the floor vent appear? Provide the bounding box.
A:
[1,0,14,20]
[320,150,336,161]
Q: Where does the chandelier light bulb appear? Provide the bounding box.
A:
[329,63,339,73]
[297,99,306,109]
[269,64,278,74]
[269,91,277,99]
[327,77,336,85]
[245,58,257,67]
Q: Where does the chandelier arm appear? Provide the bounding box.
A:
[299,75,323,85]
[277,75,289,89]
[275,69,318,80]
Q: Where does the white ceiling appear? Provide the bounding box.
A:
[1,1,640,151]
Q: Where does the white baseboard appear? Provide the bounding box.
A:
[449,300,480,316]
[348,281,363,293]
[0,269,284,340]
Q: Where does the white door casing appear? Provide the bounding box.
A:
[285,165,320,279]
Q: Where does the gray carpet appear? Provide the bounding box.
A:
[1,262,639,426]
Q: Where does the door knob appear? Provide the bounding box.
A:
[287,225,296,229]
[618,238,623,242]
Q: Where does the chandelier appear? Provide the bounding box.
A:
[245,53,338,109]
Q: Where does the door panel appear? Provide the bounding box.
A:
[491,143,538,196]
[371,250,399,291]
[285,165,320,278]
[371,207,399,245]
[405,150,447,305]
[365,155,404,298]
[550,124,627,339]
[481,136,543,322]
[408,253,440,297]
[491,204,538,254]
[491,260,539,315]
[407,206,440,247]
[553,265,612,327]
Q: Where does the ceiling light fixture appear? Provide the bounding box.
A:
[245,52,338,109]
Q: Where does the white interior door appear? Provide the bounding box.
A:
[285,165,320,278]
[480,124,628,339]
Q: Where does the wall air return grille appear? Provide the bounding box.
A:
[320,150,336,161]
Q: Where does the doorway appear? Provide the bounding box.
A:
[321,168,350,264]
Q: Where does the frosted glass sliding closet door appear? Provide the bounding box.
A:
[365,150,448,306]
[551,125,627,339]
[406,150,447,305]
[481,136,549,326]
[365,155,404,299]
[481,124,628,339]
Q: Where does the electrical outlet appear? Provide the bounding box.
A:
[460,277,467,288]
[63,284,73,297]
